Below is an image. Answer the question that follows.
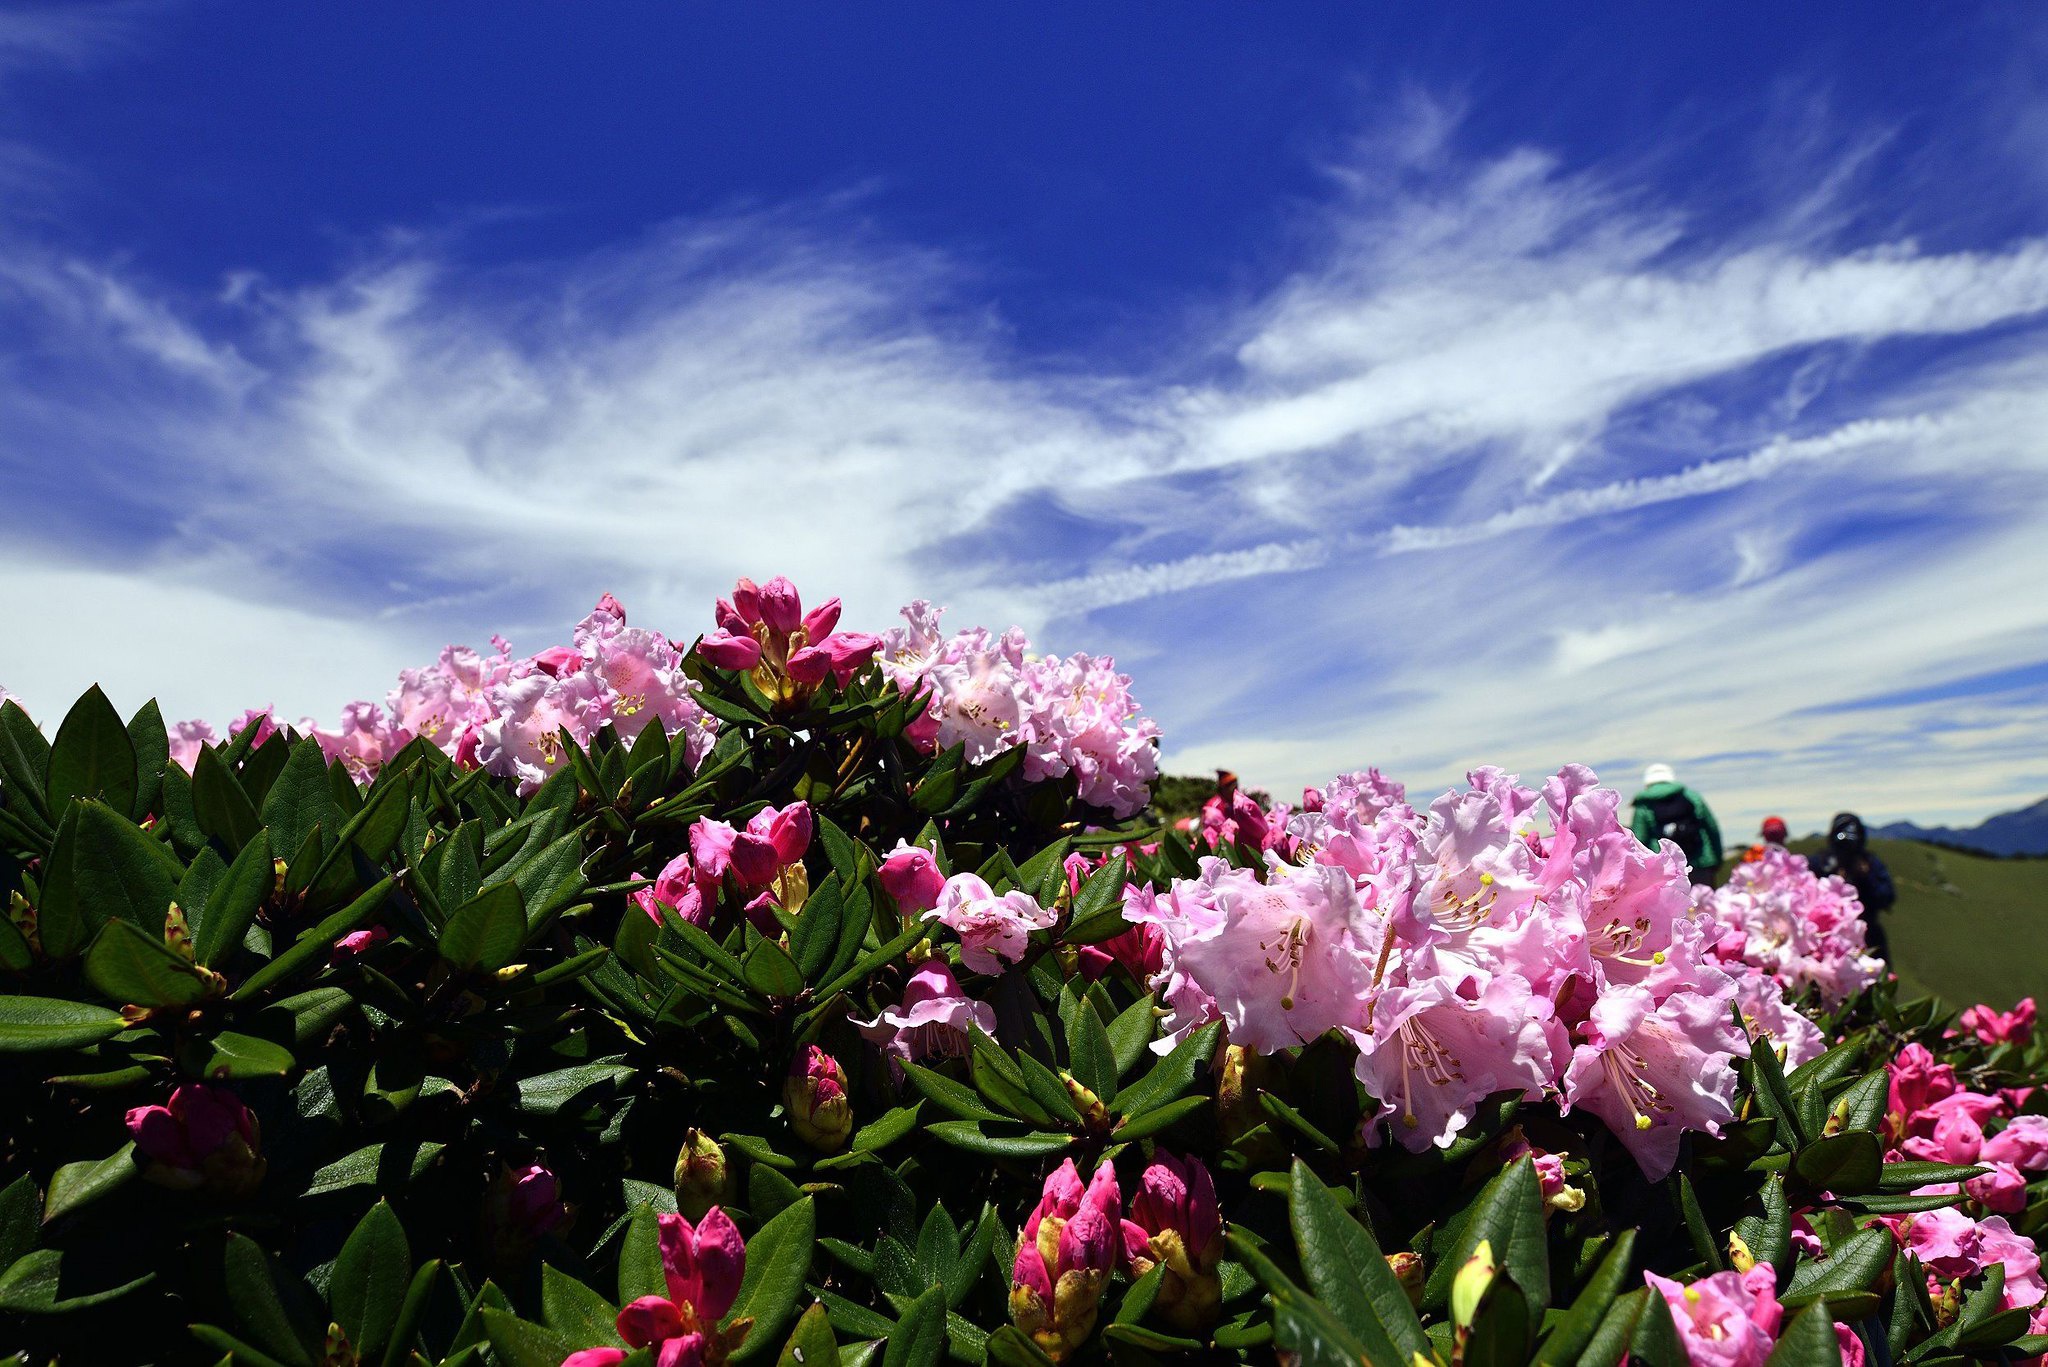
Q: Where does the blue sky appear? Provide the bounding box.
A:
[4,2,2048,833]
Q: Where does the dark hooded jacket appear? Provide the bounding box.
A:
[1809,812,1895,957]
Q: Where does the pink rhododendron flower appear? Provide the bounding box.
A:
[1643,1263,1783,1367]
[167,718,218,771]
[633,853,709,927]
[1011,1161,1121,1361]
[1960,997,2036,1046]
[878,842,946,912]
[1170,860,1371,1054]
[852,960,997,1065]
[1984,1114,2048,1171]
[229,706,280,747]
[571,1208,748,1367]
[706,576,879,706]
[126,1084,266,1197]
[924,873,1058,974]
[1562,985,1738,1180]
[1695,845,1883,1005]
[475,670,606,796]
[1348,964,1556,1151]
[310,700,413,782]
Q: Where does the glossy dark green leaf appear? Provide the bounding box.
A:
[542,1262,623,1350]
[0,996,126,1053]
[439,882,528,971]
[0,699,52,823]
[1763,1303,1845,1366]
[744,937,805,999]
[1783,1228,1892,1309]
[332,1201,411,1356]
[1287,1158,1431,1363]
[192,828,272,967]
[259,740,340,868]
[192,745,262,853]
[924,1122,1073,1158]
[1535,1228,1635,1367]
[40,798,183,953]
[41,1143,138,1224]
[183,1029,296,1080]
[232,876,392,1000]
[1793,1131,1882,1195]
[729,1196,817,1361]
[83,917,212,1008]
[1064,995,1117,1102]
[46,686,136,820]
[126,699,168,823]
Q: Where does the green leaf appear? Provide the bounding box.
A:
[1064,995,1117,1102]
[232,875,392,1000]
[480,1309,576,1367]
[1424,1156,1548,1315]
[439,882,528,971]
[126,699,168,823]
[744,937,806,999]
[378,1259,443,1367]
[1104,993,1156,1078]
[332,1201,411,1357]
[500,831,588,927]
[620,1206,667,1302]
[899,1061,1006,1123]
[193,829,273,967]
[83,917,212,1008]
[776,1302,839,1367]
[1748,1026,1808,1148]
[542,1263,624,1349]
[0,996,126,1053]
[41,1143,138,1224]
[1231,1227,1380,1367]
[1573,1287,1649,1367]
[983,1326,1058,1367]
[0,699,52,823]
[1109,1094,1209,1142]
[39,798,184,956]
[924,1122,1073,1158]
[1287,1158,1431,1363]
[0,1175,38,1268]
[225,1229,315,1367]
[259,739,340,868]
[1783,1228,1892,1309]
[183,1028,297,1080]
[192,745,262,853]
[1113,1021,1220,1119]
[1763,1303,1845,1366]
[512,1060,634,1116]
[1628,1287,1688,1367]
[1675,1171,1724,1271]
[849,1104,923,1154]
[880,1285,947,1367]
[1876,1161,1986,1192]
[1793,1131,1883,1196]
[730,1197,817,1361]
[302,1140,445,1197]
[46,686,137,820]
[910,744,966,815]
[1070,857,1127,923]
[1535,1229,1635,1367]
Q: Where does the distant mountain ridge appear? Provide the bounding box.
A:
[1875,796,2048,858]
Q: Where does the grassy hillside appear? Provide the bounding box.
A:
[1777,837,2048,1011]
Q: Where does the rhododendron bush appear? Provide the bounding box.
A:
[1,581,2044,1367]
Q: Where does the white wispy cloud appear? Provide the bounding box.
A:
[4,82,2048,834]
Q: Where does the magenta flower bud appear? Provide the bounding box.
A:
[756,576,803,636]
[479,1161,568,1270]
[594,592,626,623]
[801,597,842,640]
[659,1208,746,1322]
[696,629,763,671]
[729,578,764,627]
[746,802,812,866]
[561,1351,628,1367]
[713,598,746,633]
[616,1295,687,1348]
[1120,1152,1223,1331]
[784,1046,853,1153]
[331,924,389,964]
[125,1083,266,1197]
[784,645,832,687]
[1011,1161,1120,1360]
[819,631,881,685]
[879,844,946,912]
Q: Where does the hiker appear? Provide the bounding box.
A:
[1629,763,1724,884]
[1809,812,1895,960]
[1743,815,1789,864]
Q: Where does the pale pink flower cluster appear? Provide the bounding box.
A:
[1126,765,1833,1177]
[171,596,716,794]
[877,601,1160,819]
[1693,845,1885,1007]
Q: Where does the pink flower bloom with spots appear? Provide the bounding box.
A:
[1642,1263,1783,1367]
[924,873,1058,974]
[475,669,606,796]
[1347,964,1556,1151]
[1168,860,1371,1054]
[1561,985,1739,1180]
[852,960,997,1066]
[310,700,413,782]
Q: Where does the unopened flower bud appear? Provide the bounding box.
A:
[674,1128,730,1220]
[1385,1252,1424,1308]
[1119,1152,1223,1333]
[1012,1161,1121,1361]
[784,1047,852,1153]
[480,1161,568,1268]
[1451,1238,1497,1331]
[126,1083,266,1198]
[1727,1231,1755,1274]
[1060,1072,1110,1135]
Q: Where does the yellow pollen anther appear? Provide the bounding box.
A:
[1635,1114,1652,1131]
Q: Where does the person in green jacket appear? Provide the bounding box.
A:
[1629,763,1723,884]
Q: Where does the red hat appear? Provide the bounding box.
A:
[1761,816,1788,842]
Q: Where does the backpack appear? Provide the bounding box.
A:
[1642,790,1705,864]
